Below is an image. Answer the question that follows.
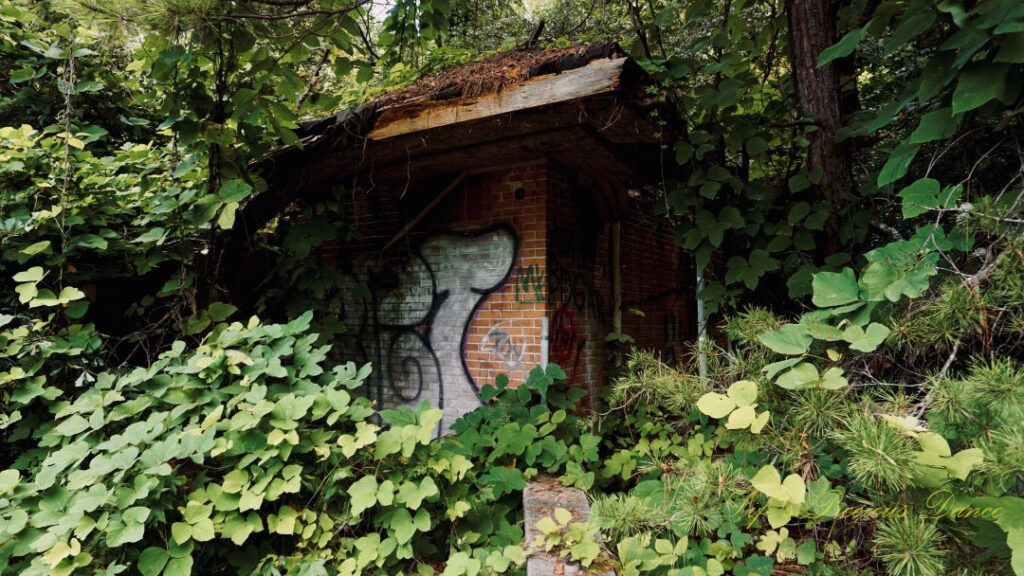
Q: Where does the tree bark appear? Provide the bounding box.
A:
[787,0,853,254]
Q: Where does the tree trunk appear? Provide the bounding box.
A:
[787,0,853,255]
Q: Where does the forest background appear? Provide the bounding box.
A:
[1,0,1022,575]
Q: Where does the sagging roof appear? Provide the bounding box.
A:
[290,42,626,147]
[257,41,672,188]
[236,42,676,246]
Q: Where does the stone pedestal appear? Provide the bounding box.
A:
[523,477,611,576]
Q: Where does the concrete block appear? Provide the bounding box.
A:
[523,476,611,576]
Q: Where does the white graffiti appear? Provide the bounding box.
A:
[338,226,517,433]
[480,322,524,370]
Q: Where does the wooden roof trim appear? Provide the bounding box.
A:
[367,57,627,141]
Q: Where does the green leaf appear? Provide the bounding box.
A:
[898,178,941,218]
[763,357,802,380]
[13,266,45,282]
[20,240,51,255]
[818,27,865,66]
[750,410,771,433]
[909,108,956,143]
[171,522,192,544]
[675,141,694,163]
[719,206,744,229]
[72,233,109,249]
[788,172,810,192]
[219,179,253,203]
[59,286,86,302]
[392,508,415,544]
[238,489,263,512]
[108,518,146,546]
[995,35,1024,63]
[796,540,817,565]
[396,476,439,509]
[745,136,769,156]
[138,547,170,576]
[884,10,935,54]
[812,268,859,307]
[273,506,298,535]
[10,67,35,83]
[788,201,811,225]
[135,227,166,244]
[0,469,21,495]
[751,465,805,505]
[725,405,757,430]
[535,516,558,534]
[878,142,919,187]
[759,324,812,355]
[775,363,819,390]
[217,201,238,230]
[945,448,984,480]
[208,302,237,322]
[842,323,891,352]
[55,414,90,436]
[442,551,481,576]
[696,392,736,419]
[14,280,36,303]
[479,467,525,497]
[750,466,781,497]
[700,180,721,199]
[164,555,193,576]
[727,380,758,407]
[222,470,248,494]
[190,517,215,541]
[348,475,379,517]
[953,63,1010,115]
[818,367,848,390]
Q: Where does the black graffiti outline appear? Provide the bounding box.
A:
[342,224,518,435]
[452,223,519,398]
[547,255,608,324]
[377,252,447,436]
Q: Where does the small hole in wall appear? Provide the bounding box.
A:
[513,187,526,200]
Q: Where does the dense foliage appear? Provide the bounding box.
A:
[1,309,596,575]
[1,0,1023,575]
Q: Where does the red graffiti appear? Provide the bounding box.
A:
[551,307,585,385]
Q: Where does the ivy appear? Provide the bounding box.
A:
[0,306,598,575]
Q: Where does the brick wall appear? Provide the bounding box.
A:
[619,198,695,366]
[545,167,612,408]
[328,163,549,432]
[322,160,690,433]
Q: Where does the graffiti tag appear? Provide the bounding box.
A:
[480,322,524,369]
[514,264,545,303]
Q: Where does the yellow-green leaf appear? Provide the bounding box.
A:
[696,392,735,419]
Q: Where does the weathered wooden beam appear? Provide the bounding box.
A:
[367,57,627,141]
[379,171,468,255]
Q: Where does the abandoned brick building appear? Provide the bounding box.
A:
[236,43,696,432]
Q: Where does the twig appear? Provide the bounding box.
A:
[230,3,365,21]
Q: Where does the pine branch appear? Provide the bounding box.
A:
[230,1,367,21]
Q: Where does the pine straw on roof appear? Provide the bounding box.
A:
[365,42,623,110]
[289,42,625,151]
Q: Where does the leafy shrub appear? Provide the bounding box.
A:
[0,311,597,576]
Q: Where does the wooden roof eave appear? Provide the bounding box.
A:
[241,56,673,239]
[367,56,628,141]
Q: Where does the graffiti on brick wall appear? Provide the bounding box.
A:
[548,259,607,324]
[338,225,518,434]
[480,322,524,370]
[514,264,545,303]
[551,306,586,385]
[547,222,608,324]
